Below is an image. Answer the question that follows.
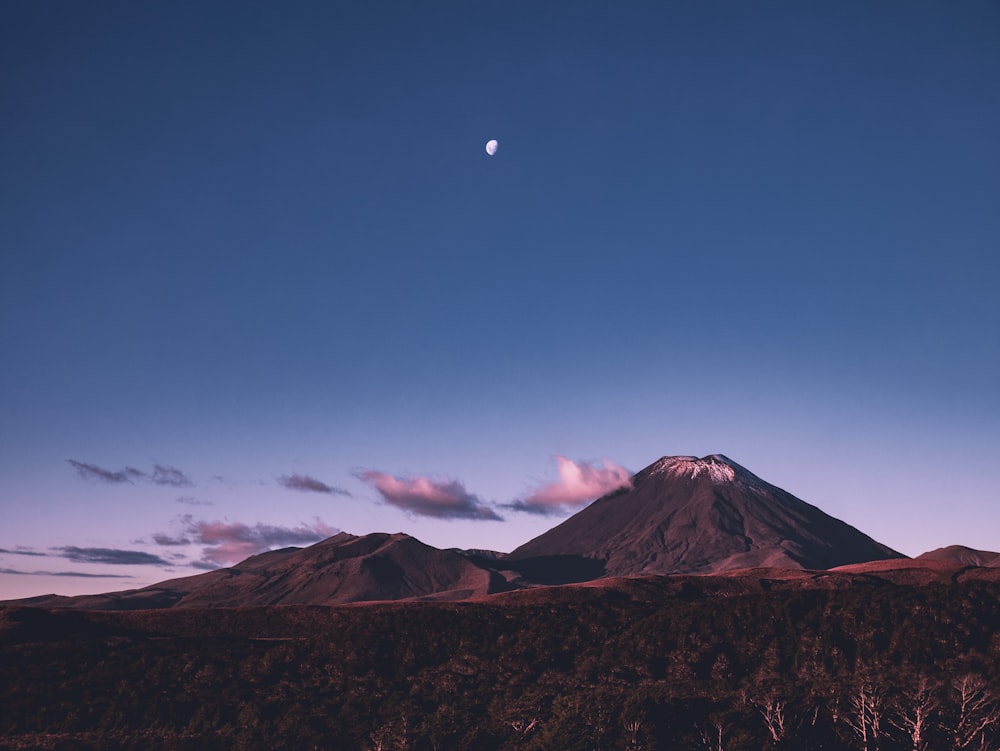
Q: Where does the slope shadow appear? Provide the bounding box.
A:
[502,555,606,585]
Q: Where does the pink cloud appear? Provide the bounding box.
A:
[356,470,503,521]
[509,456,632,516]
[165,516,338,566]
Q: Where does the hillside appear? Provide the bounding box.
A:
[2,569,1000,750]
[11,532,510,610]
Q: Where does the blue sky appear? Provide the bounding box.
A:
[2,1,998,599]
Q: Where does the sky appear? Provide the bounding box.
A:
[1,1,998,599]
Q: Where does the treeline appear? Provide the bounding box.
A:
[364,673,1000,751]
[1,575,999,750]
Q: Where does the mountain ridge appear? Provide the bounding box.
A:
[7,453,991,610]
[8,532,512,610]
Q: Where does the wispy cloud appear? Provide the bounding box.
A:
[176,496,213,506]
[506,456,632,516]
[277,473,351,496]
[151,464,193,487]
[54,547,172,566]
[67,460,142,484]
[356,470,503,521]
[0,567,130,578]
[159,515,338,566]
[152,533,191,546]
[0,548,48,557]
[68,460,193,487]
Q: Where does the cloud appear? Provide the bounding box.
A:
[0,567,130,578]
[55,547,172,566]
[356,470,503,521]
[50,571,132,578]
[164,515,338,566]
[68,460,193,487]
[507,456,632,516]
[277,473,351,496]
[0,548,48,557]
[152,533,191,546]
[67,460,141,484]
[151,464,193,487]
[176,496,213,506]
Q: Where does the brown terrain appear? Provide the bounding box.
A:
[8,532,512,610]
[916,544,1000,567]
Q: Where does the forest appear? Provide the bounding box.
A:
[2,573,999,750]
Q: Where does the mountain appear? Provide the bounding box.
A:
[3,456,998,750]
[2,454,921,610]
[509,454,904,575]
[12,532,510,610]
[915,545,1000,567]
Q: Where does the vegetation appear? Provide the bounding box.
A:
[1,574,999,750]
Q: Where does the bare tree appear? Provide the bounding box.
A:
[698,720,725,751]
[368,730,387,751]
[753,693,787,744]
[891,677,938,751]
[508,717,539,751]
[952,674,1000,751]
[842,682,887,751]
[624,719,644,751]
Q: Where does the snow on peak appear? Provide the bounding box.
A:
[649,454,757,485]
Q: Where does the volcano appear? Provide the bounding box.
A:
[509,454,903,575]
[4,454,911,609]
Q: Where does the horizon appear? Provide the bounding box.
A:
[2,1,998,600]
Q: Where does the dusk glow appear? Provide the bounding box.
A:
[508,457,633,516]
[1,1,998,600]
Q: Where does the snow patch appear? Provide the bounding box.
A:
[649,455,762,487]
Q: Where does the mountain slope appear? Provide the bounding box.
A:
[11,532,508,609]
[915,545,1000,567]
[509,454,903,575]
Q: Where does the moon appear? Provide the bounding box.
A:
[485,139,498,156]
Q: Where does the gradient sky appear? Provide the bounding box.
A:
[2,1,998,600]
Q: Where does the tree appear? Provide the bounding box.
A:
[623,719,644,751]
[698,720,725,751]
[508,717,539,751]
[890,677,938,751]
[752,693,787,745]
[951,674,1000,751]
[842,682,887,751]
[368,715,410,751]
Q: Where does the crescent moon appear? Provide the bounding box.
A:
[485,139,498,156]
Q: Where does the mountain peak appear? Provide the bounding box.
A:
[647,454,758,486]
[3,454,909,610]
[511,454,902,575]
